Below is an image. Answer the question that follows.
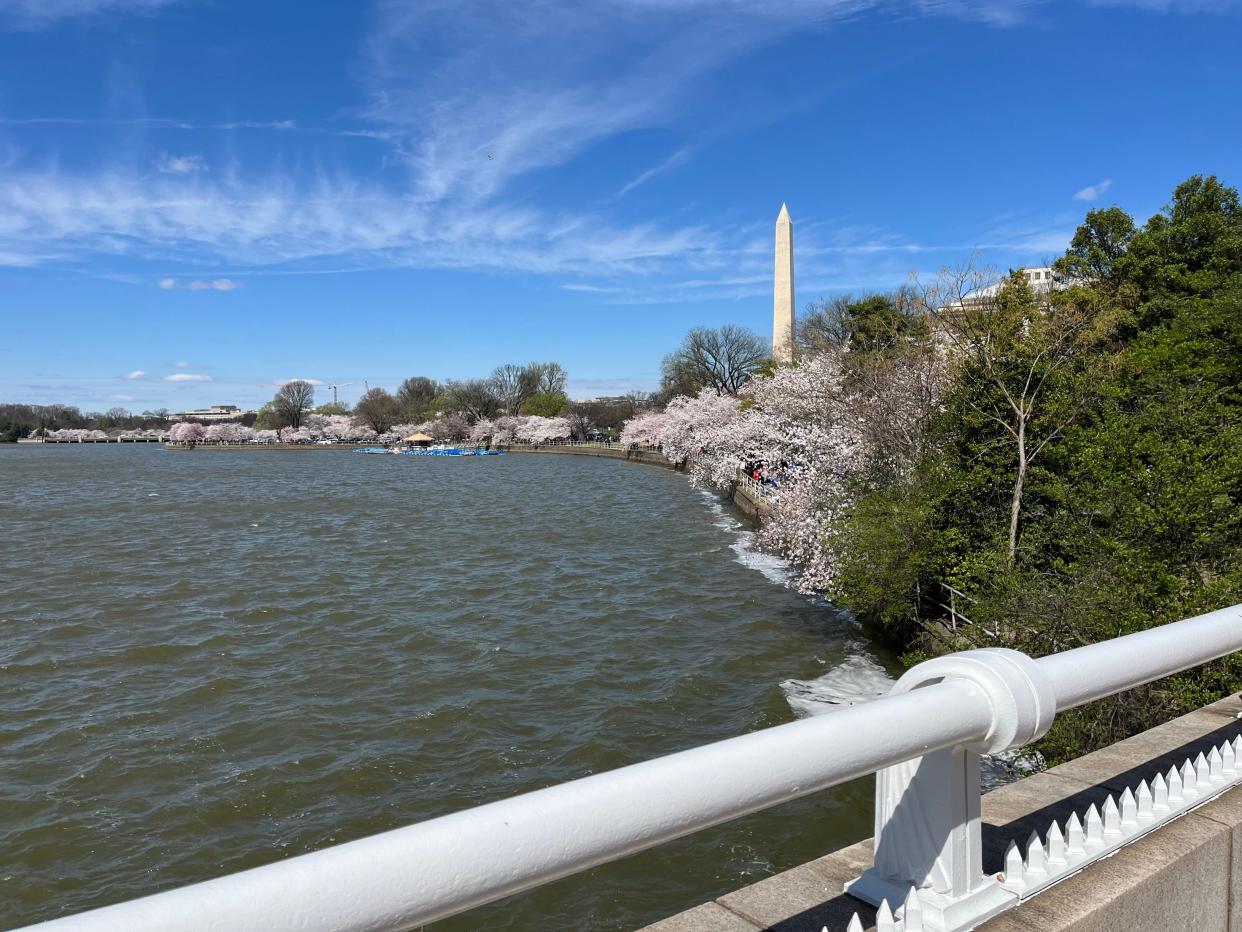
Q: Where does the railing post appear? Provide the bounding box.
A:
[846,649,1057,931]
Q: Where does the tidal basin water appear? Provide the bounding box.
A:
[1,445,899,930]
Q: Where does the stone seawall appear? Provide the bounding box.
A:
[165,443,362,451]
[498,444,682,471]
[730,478,773,524]
[642,692,1242,932]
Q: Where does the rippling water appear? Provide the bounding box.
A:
[1,445,899,930]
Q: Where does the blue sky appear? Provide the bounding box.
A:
[2,0,1240,411]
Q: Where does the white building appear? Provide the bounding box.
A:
[170,404,247,422]
[962,267,1060,304]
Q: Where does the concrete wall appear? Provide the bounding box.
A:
[730,479,772,524]
[642,693,1242,932]
[499,444,682,471]
[165,442,682,469]
[166,443,361,451]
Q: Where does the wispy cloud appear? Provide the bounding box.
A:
[125,369,146,379]
[267,378,324,387]
[0,0,1069,293]
[164,373,211,382]
[1,0,180,30]
[0,116,299,131]
[175,360,190,368]
[360,0,1041,210]
[1089,0,1242,12]
[187,278,242,291]
[156,276,244,291]
[156,153,207,175]
[617,148,693,198]
[0,169,720,276]
[1073,178,1113,202]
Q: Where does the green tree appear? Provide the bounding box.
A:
[253,402,280,431]
[1117,174,1242,303]
[520,392,570,417]
[924,268,1089,566]
[833,175,1242,762]
[353,387,400,433]
[1053,206,1136,288]
[396,376,440,422]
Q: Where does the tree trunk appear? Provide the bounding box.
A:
[1008,418,1026,567]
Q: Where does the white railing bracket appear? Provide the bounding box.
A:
[845,649,1057,932]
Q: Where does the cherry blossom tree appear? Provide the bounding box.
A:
[516,416,571,443]
[430,414,469,442]
[619,411,667,447]
[492,416,521,444]
[648,347,943,593]
[168,422,207,443]
[388,422,423,439]
[469,418,497,443]
[205,423,252,442]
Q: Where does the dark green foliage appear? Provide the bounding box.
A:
[832,175,1242,763]
[519,391,570,417]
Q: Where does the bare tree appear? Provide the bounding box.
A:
[660,325,769,398]
[565,410,595,440]
[353,387,400,433]
[442,379,500,421]
[274,380,315,429]
[797,295,855,354]
[488,364,538,415]
[533,361,568,395]
[396,376,439,421]
[798,288,923,356]
[919,264,1089,566]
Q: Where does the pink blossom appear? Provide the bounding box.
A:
[516,416,571,443]
[169,422,207,442]
[620,411,667,446]
[616,350,933,594]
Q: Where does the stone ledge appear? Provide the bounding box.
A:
[639,693,1242,932]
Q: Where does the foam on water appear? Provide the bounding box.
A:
[780,653,894,717]
[692,489,894,714]
[729,534,792,586]
[694,486,1045,790]
[697,490,792,585]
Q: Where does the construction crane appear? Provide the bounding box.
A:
[327,382,354,407]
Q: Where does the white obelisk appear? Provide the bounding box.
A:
[773,203,795,363]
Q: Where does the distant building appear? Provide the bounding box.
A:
[961,267,1059,305]
[170,404,247,422]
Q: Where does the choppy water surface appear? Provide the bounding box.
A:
[1,446,898,930]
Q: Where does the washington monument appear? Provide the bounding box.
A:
[773,203,795,363]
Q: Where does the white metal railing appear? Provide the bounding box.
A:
[16,603,1242,932]
[735,468,776,501]
[492,439,658,451]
